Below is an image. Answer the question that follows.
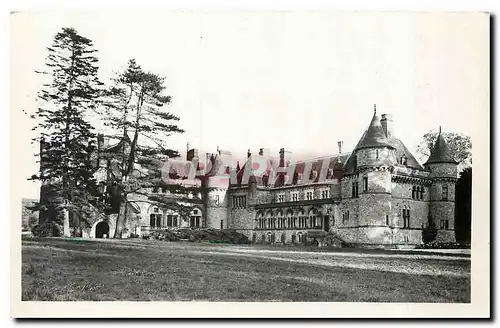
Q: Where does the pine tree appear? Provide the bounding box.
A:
[30,27,103,235]
[102,59,203,238]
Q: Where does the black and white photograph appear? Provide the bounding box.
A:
[9,8,490,318]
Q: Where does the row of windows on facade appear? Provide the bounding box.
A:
[412,184,449,201]
[149,207,201,228]
[252,232,308,244]
[261,168,340,187]
[151,186,202,199]
[149,214,202,228]
[256,216,322,230]
[341,209,411,227]
[341,209,449,230]
[276,189,330,203]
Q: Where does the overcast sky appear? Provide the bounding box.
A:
[11,10,488,198]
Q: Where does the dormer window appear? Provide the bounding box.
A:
[401,155,408,166]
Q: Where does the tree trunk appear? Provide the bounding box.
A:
[113,193,128,238]
[63,208,70,237]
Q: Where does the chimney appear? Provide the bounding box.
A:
[259,148,271,156]
[187,148,199,162]
[279,148,285,167]
[380,114,394,138]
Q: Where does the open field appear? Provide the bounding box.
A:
[21,238,471,302]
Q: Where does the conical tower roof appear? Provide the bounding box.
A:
[424,127,458,165]
[356,106,394,151]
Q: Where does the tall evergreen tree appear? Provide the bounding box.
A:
[455,167,472,243]
[102,59,203,238]
[30,27,103,235]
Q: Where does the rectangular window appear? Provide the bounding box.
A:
[215,195,220,205]
[220,220,224,230]
[321,189,329,199]
[385,215,389,226]
[440,220,449,230]
[363,177,368,192]
[442,185,448,200]
[277,194,285,203]
[233,196,246,208]
[402,209,411,228]
[343,211,350,224]
[306,191,314,200]
[352,182,359,198]
[291,192,299,202]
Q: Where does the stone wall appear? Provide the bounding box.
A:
[430,182,456,202]
[429,201,455,241]
[390,198,429,229]
[392,181,430,202]
[206,188,229,229]
[356,148,396,167]
[427,163,457,178]
[358,193,392,226]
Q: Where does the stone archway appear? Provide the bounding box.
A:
[90,217,116,239]
[95,221,110,238]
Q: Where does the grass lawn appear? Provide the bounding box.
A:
[21,238,470,302]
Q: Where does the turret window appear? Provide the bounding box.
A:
[343,210,350,224]
[352,181,359,198]
[363,177,368,192]
[442,185,449,200]
[376,149,379,159]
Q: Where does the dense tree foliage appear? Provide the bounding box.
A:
[30,27,104,234]
[416,130,471,171]
[102,59,202,238]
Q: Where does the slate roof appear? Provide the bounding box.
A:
[424,131,458,165]
[356,111,395,150]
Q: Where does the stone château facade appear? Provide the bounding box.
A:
[39,108,458,246]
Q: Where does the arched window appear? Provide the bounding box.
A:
[265,211,273,229]
[190,208,202,228]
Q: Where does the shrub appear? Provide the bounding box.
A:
[421,220,438,244]
[31,221,62,237]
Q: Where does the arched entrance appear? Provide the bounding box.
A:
[95,221,110,238]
